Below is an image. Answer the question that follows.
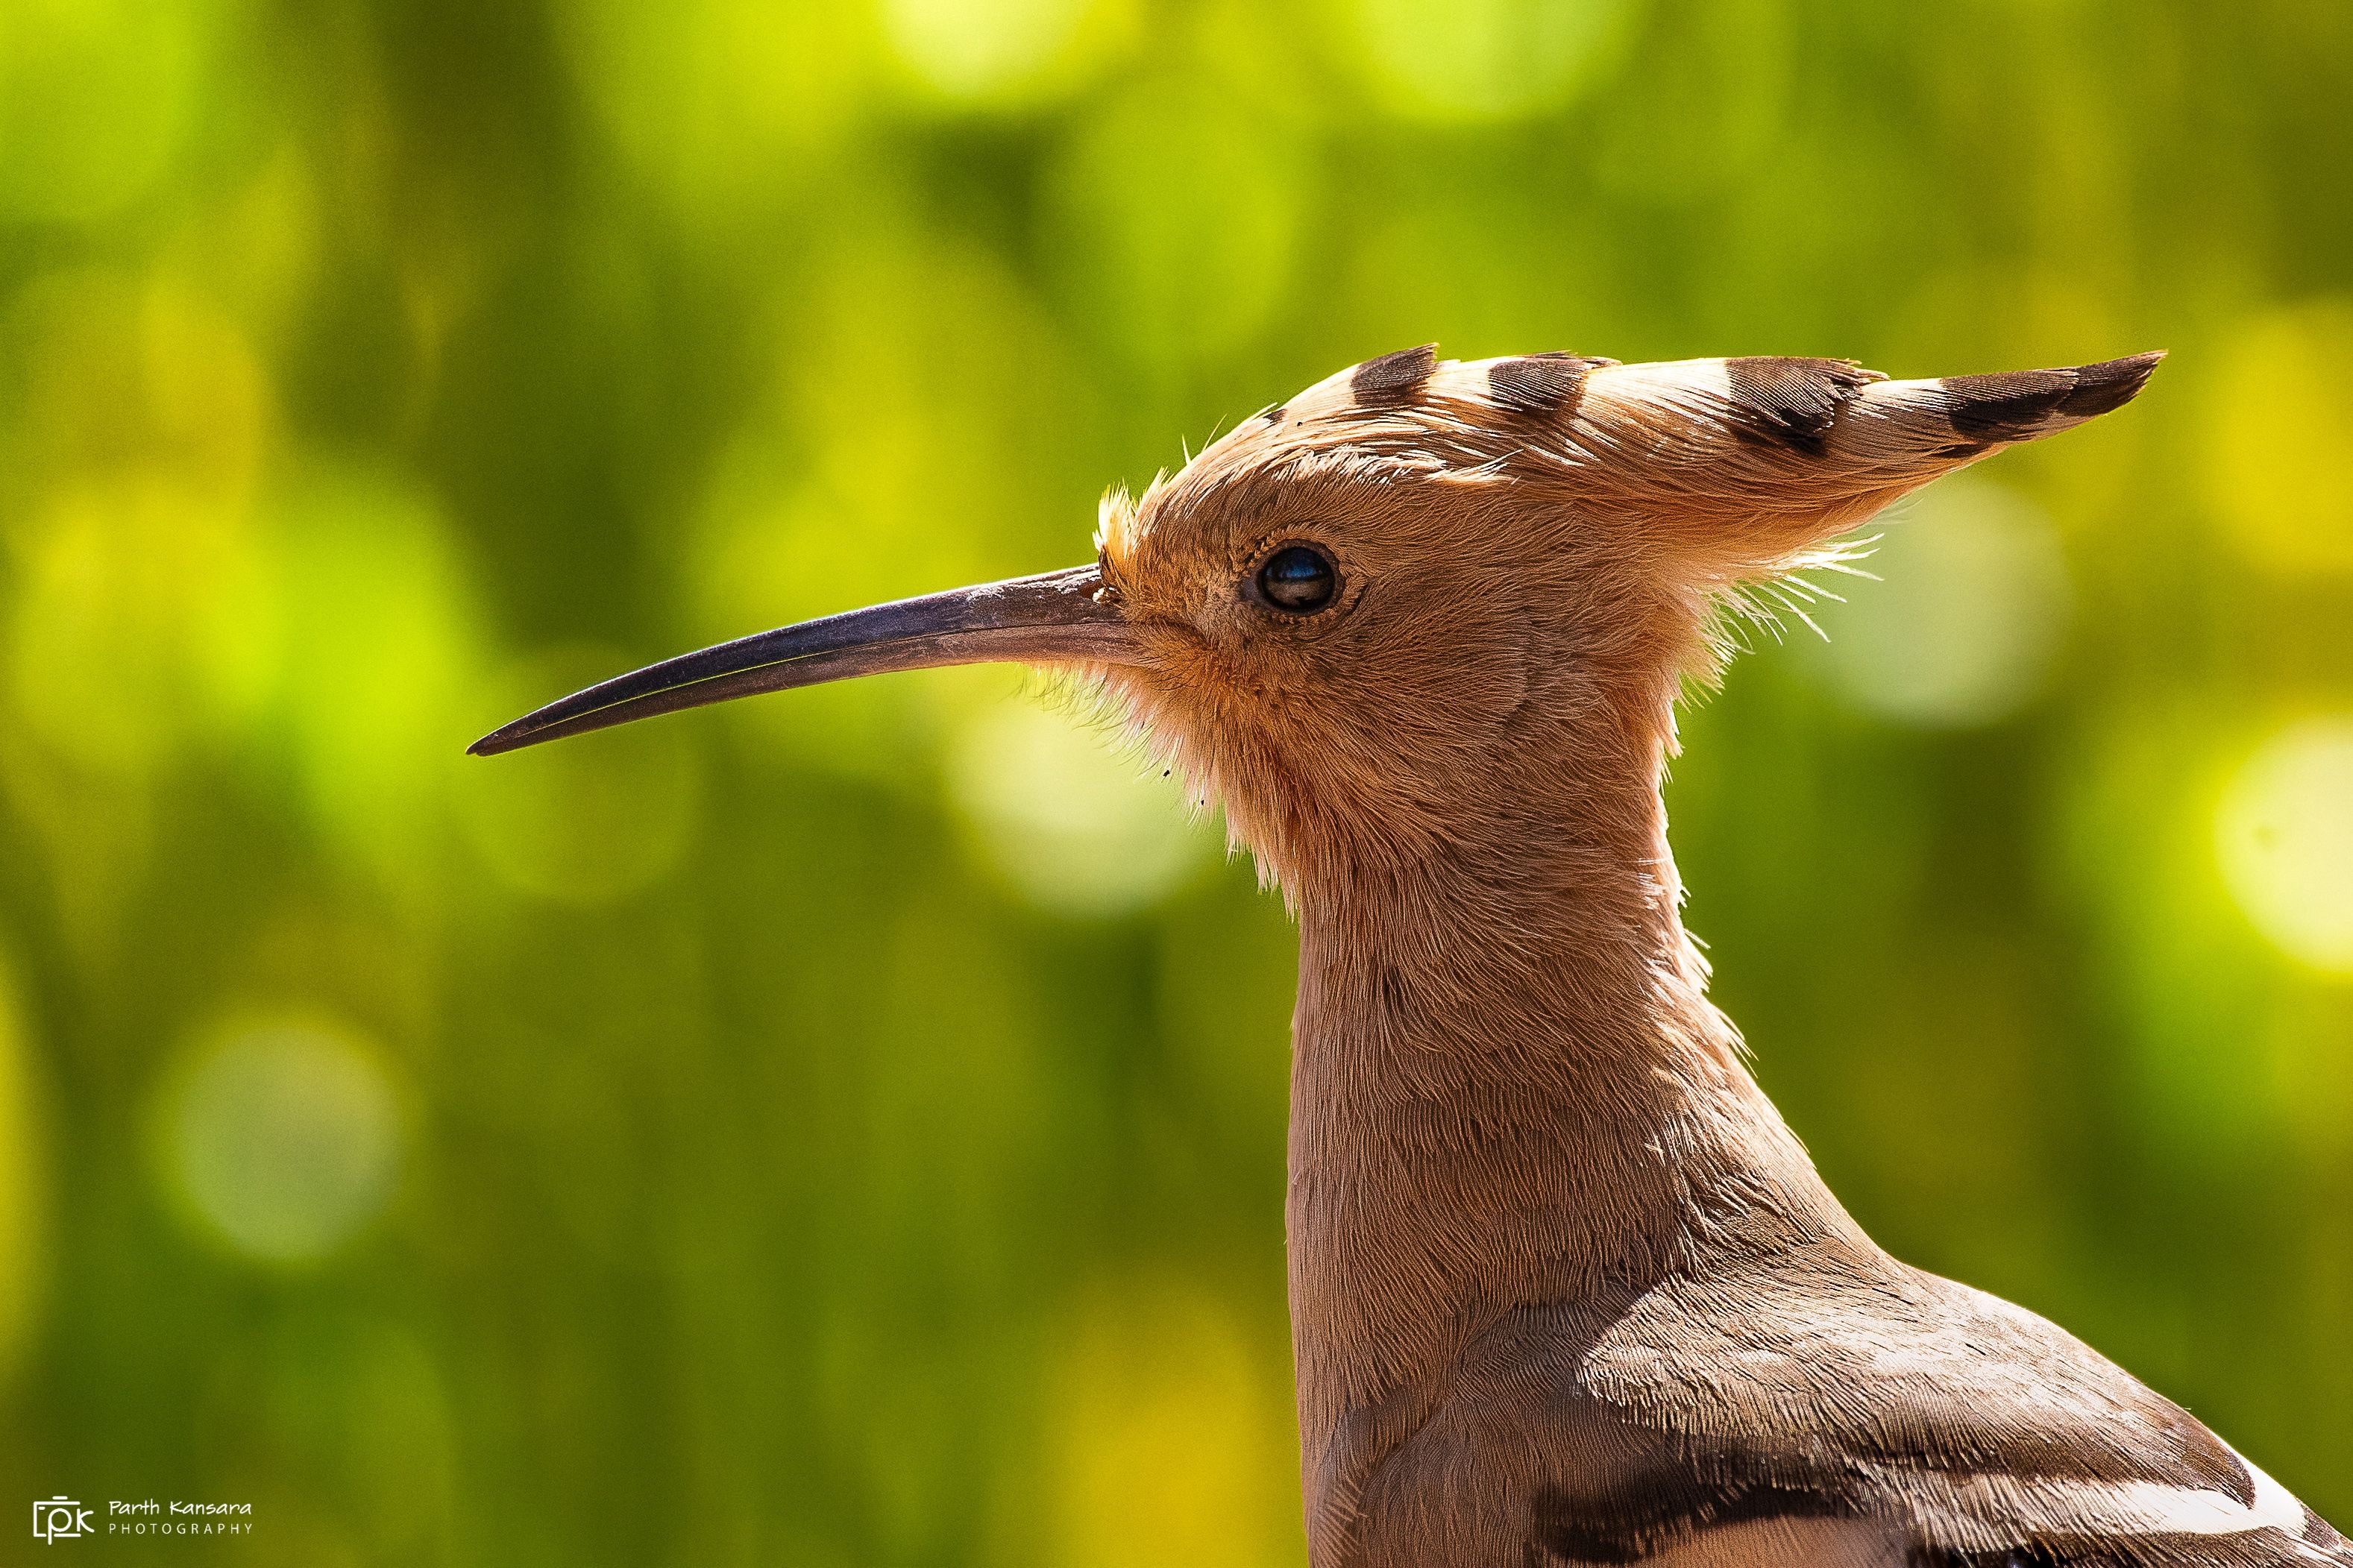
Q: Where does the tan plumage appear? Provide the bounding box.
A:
[474,344,2348,1568]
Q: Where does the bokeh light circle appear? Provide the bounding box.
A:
[883,0,1110,104]
[949,702,1213,916]
[2216,717,2353,975]
[1814,478,2072,728]
[1043,78,1304,369]
[555,0,862,218]
[456,648,704,905]
[160,1022,403,1265]
[1344,0,1640,122]
[1050,1286,1289,1568]
[2205,300,2353,576]
[0,0,206,223]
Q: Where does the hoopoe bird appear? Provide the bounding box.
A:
[475,345,2352,1568]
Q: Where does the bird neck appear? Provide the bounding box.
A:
[1281,723,1852,1506]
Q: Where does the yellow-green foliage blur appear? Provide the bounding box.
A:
[4,1,2352,1561]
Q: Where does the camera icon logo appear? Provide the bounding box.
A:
[33,1498,92,1543]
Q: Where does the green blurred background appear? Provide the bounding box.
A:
[4,0,2352,1561]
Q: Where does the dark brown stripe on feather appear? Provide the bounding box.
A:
[1724,356,1882,454]
[2187,1430,2258,1509]
[1533,1473,1861,1565]
[1941,368,2076,439]
[1351,344,1437,405]
[2058,351,2165,418]
[1941,353,2162,441]
[1487,353,1591,415]
[1522,1377,2316,1568]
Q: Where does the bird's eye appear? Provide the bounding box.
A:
[1256,544,1338,614]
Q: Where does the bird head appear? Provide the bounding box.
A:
[473,346,2160,892]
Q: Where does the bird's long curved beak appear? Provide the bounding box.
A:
[467,563,1128,756]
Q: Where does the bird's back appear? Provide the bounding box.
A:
[1342,1225,2349,1567]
